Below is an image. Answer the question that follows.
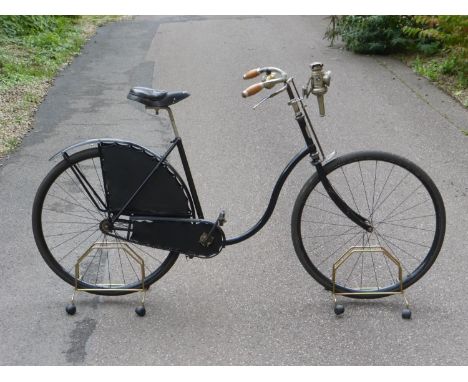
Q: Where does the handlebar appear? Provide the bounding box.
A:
[241,63,331,116]
[241,67,288,98]
[243,68,261,80]
[242,83,264,98]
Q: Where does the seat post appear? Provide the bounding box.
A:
[146,106,180,139]
[164,107,180,139]
[145,105,204,219]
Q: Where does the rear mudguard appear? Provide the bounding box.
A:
[49,138,154,161]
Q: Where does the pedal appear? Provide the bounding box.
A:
[199,211,226,248]
[217,210,227,226]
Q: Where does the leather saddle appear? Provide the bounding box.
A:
[127,87,190,107]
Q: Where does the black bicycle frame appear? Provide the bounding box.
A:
[103,137,205,224]
[65,81,371,249]
[224,146,311,245]
[222,82,372,245]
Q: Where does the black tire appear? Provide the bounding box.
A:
[291,151,445,297]
[32,148,179,295]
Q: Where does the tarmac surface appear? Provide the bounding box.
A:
[0,15,467,365]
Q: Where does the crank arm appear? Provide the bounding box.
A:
[200,210,226,247]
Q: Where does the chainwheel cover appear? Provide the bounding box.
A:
[99,141,193,217]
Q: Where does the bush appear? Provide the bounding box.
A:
[403,16,467,49]
[334,16,418,54]
[325,15,467,93]
[403,16,467,87]
[0,16,59,37]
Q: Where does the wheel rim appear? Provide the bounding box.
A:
[297,153,444,293]
[35,149,179,291]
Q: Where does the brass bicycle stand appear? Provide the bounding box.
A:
[331,246,412,319]
[65,242,147,317]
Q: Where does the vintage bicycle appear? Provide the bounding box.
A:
[32,63,446,318]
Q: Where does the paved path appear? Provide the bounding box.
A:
[0,16,467,365]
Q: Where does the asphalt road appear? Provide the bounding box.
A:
[0,16,467,365]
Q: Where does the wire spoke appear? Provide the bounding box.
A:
[370,160,378,217]
[48,188,102,221]
[128,243,164,265]
[376,184,423,224]
[43,208,100,222]
[64,167,105,215]
[373,230,413,275]
[378,221,435,232]
[57,229,101,262]
[378,198,432,224]
[92,157,106,196]
[107,244,112,286]
[56,174,105,220]
[371,164,395,216]
[317,230,364,267]
[77,233,104,280]
[95,245,103,285]
[45,226,98,238]
[358,161,372,216]
[340,166,362,215]
[117,238,140,281]
[374,232,398,284]
[377,232,430,249]
[373,171,411,216]
[50,225,98,251]
[311,187,333,202]
[303,229,360,239]
[301,220,357,228]
[374,230,421,263]
[343,232,369,288]
[370,252,379,289]
[304,204,348,219]
[117,245,127,285]
[44,220,98,225]
[383,214,435,224]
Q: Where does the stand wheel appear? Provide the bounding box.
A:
[66,304,76,315]
[402,308,412,319]
[135,306,146,317]
[334,304,345,315]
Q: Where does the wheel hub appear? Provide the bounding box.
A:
[99,219,113,234]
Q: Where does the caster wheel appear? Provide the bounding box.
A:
[402,308,412,319]
[135,306,146,317]
[66,304,76,315]
[334,304,345,315]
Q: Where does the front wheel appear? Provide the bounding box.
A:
[291,151,445,297]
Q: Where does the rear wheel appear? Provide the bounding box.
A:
[32,148,179,295]
[291,151,445,297]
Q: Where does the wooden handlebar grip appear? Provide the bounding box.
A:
[242,83,264,98]
[243,68,261,80]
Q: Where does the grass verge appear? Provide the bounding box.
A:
[399,53,467,108]
[0,16,124,159]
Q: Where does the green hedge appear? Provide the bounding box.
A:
[0,16,80,37]
[0,16,85,89]
[325,16,467,89]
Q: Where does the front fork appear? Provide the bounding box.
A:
[313,160,373,232]
[287,85,373,233]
